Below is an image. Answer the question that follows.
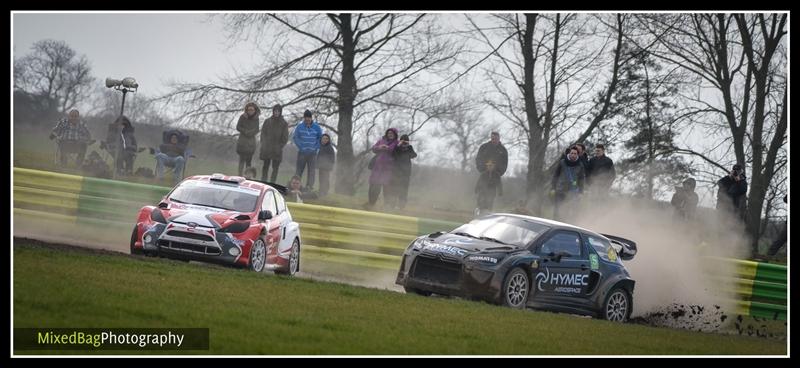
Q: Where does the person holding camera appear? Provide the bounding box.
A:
[671,177,699,220]
[716,163,748,220]
[49,109,92,167]
[388,134,417,210]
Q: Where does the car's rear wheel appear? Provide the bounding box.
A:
[404,286,432,296]
[130,225,143,255]
[275,238,300,276]
[602,287,631,322]
[249,239,266,272]
[502,267,529,309]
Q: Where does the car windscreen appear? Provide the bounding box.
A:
[450,215,550,248]
[169,181,259,212]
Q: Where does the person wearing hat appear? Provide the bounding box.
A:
[236,102,261,177]
[716,163,748,220]
[292,109,323,189]
[260,104,289,182]
[671,177,699,220]
[317,133,336,197]
[388,133,417,210]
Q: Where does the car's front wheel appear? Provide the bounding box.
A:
[403,286,432,296]
[502,267,529,309]
[602,287,631,322]
[249,239,266,272]
[130,225,143,255]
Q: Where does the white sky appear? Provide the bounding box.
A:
[13,12,255,96]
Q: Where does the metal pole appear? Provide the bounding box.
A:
[120,88,128,116]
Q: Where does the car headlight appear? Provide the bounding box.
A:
[150,209,167,224]
[228,247,241,256]
[143,233,153,244]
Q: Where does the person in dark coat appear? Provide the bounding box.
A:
[767,195,788,257]
[475,159,503,216]
[474,132,508,215]
[285,175,318,204]
[236,102,261,176]
[575,143,590,171]
[260,104,289,182]
[587,144,616,194]
[716,163,748,221]
[671,178,699,220]
[388,134,417,210]
[551,146,586,220]
[317,133,336,197]
[114,115,138,175]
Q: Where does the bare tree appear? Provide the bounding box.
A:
[471,13,626,214]
[636,13,787,255]
[157,13,462,195]
[14,39,95,115]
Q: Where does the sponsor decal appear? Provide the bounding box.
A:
[590,254,599,270]
[535,267,589,293]
[424,243,467,257]
[531,260,539,269]
[608,247,618,262]
[443,237,475,246]
[467,256,498,264]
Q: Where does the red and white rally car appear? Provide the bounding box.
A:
[130,173,301,275]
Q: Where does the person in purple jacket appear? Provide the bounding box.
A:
[364,128,399,209]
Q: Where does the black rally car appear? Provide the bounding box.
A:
[396,213,637,322]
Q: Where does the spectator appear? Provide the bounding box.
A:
[236,102,261,176]
[587,144,616,194]
[155,133,187,185]
[575,143,590,170]
[671,178,699,220]
[767,195,788,258]
[285,175,318,204]
[475,132,508,214]
[716,163,748,221]
[49,109,92,167]
[317,133,336,197]
[260,104,289,183]
[114,115,138,176]
[475,159,503,216]
[365,128,399,209]
[388,134,417,210]
[551,146,586,220]
[243,166,258,180]
[292,110,323,189]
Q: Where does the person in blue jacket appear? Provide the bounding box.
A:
[292,110,323,189]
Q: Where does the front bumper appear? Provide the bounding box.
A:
[140,222,246,265]
[396,251,503,300]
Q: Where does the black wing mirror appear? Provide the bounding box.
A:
[258,210,273,221]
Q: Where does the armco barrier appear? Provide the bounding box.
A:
[13,167,786,319]
[12,167,459,257]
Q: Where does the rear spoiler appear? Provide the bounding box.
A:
[249,179,288,195]
[602,234,637,261]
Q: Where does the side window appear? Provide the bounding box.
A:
[261,190,278,214]
[537,231,582,258]
[587,235,616,262]
[275,191,286,214]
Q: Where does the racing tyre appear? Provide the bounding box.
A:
[502,267,529,309]
[602,287,631,322]
[130,225,143,255]
[404,286,432,297]
[275,238,300,276]
[249,239,266,272]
